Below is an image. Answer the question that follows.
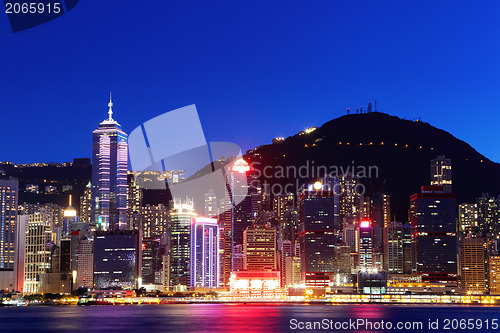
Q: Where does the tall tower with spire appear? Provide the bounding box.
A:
[91,93,128,230]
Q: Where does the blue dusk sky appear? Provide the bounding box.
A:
[0,0,499,163]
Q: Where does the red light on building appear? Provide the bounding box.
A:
[360,220,371,228]
[142,243,146,250]
[232,158,250,173]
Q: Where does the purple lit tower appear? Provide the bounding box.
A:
[91,94,128,230]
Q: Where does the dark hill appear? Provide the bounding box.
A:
[245,112,500,222]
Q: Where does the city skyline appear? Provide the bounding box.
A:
[1,1,500,164]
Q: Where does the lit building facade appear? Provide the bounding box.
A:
[460,237,486,293]
[169,198,195,288]
[91,96,128,230]
[243,225,277,271]
[458,203,478,236]
[0,178,18,269]
[410,185,457,284]
[229,270,284,298]
[384,221,403,274]
[299,189,335,287]
[93,230,141,289]
[489,256,500,294]
[190,217,219,289]
[359,220,373,270]
[24,210,56,294]
[430,155,452,193]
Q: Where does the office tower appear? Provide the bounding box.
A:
[141,204,169,238]
[460,237,486,293]
[93,230,141,289]
[230,159,259,248]
[273,193,296,242]
[430,155,452,193]
[142,237,161,285]
[204,189,218,217]
[14,215,28,292]
[358,220,373,270]
[219,190,233,287]
[0,178,18,269]
[343,222,358,253]
[459,203,478,236]
[59,239,72,274]
[127,172,143,230]
[190,217,219,289]
[409,185,457,283]
[76,239,94,288]
[169,198,195,288]
[489,255,500,294]
[402,223,412,274]
[333,245,351,274]
[372,193,390,267]
[384,221,403,273]
[330,173,362,231]
[91,95,128,230]
[80,181,92,224]
[24,210,56,294]
[62,195,79,238]
[243,225,277,271]
[476,194,500,238]
[299,189,335,287]
[280,239,292,287]
[284,256,301,287]
[232,244,244,272]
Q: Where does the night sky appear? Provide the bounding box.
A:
[1,0,499,163]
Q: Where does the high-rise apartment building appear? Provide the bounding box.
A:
[91,95,128,230]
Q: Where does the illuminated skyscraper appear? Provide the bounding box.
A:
[91,94,128,230]
[190,217,219,288]
[384,221,403,273]
[476,194,500,238]
[79,181,92,224]
[0,178,18,269]
[430,155,452,193]
[489,255,500,294]
[458,203,478,236]
[299,188,335,287]
[243,225,277,271]
[409,185,457,283]
[358,220,373,270]
[460,237,486,293]
[24,210,56,294]
[372,193,390,265]
[169,198,196,288]
[94,230,141,289]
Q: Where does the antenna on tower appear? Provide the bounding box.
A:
[374,100,378,112]
[108,91,113,121]
[360,106,363,114]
